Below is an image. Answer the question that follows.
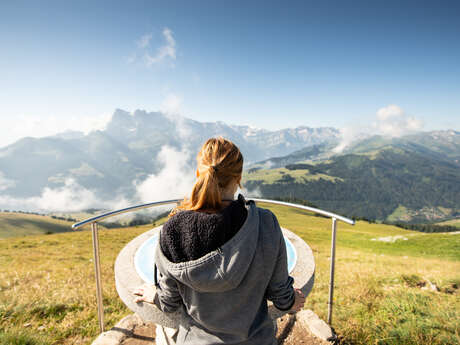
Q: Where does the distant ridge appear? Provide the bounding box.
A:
[245,131,460,222]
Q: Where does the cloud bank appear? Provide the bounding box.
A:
[373,104,423,137]
[0,178,129,212]
[135,146,195,203]
[333,104,424,153]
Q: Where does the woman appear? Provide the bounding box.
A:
[135,137,305,345]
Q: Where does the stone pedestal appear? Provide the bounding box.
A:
[115,226,315,328]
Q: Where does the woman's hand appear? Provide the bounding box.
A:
[289,288,306,313]
[133,284,156,304]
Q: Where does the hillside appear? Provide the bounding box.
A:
[0,205,459,345]
[0,212,75,238]
[245,136,460,222]
[435,218,460,228]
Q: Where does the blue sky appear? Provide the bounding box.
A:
[0,0,459,146]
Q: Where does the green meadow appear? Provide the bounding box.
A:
[0,204,459,344]
[244,168,341,184]
[0,212,75,238]
[435,218,460,228]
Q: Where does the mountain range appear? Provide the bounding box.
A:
[0,109,458,223]
[0,109,339,200]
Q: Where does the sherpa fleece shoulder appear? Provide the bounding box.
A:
[160,196,247,263]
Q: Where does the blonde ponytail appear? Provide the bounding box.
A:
[173,137,243,214]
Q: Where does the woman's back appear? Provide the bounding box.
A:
[160,195,247,263]
[155,198,294,345]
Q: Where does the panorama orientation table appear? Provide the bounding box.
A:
[115,226,315,329]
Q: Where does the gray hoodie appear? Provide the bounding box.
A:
[154,200,295,345]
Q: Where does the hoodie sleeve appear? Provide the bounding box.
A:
[154,242,183,313]
[155,269,183,313]
[265,213,296,311]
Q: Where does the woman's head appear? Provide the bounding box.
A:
[178,137,243,212]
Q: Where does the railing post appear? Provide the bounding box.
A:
[91,222,105,332]
[327,217,337,325]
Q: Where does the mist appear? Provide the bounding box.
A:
[333,104,424,154]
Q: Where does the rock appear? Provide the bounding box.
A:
[421,279,440,292]
[92,314,144,345]
[296,310,334,342]
[92,331,126,345]
[116,314,144,330]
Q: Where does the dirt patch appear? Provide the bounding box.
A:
[276,314,330,345]
[116,315,329,345]
[121,324,156,345]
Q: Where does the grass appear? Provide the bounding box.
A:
[386,205,411,222]
[243,167,342,183]
[0,212,75,238]
[0,205,459,344]
[435,218,460,229]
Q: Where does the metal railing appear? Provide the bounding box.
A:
[72,198,355,333]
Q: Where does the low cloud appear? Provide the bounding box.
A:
[374,104,423,137]
[0,145,262,212]
[135,146,195,203]
[144,28,176,66]
[332,126,366,154]
[0,178,129,212]
[239,185,262,199]
[333,104,423,153]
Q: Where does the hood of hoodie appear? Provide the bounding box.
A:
[155,201,259,293]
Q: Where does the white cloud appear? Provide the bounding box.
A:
[0,178,129,212]
[331,126,371,154]
[137,33,152,48]
[0,177,133,213]
[238,185,262,198]
[332,126,358,154]
[134,146,195,202]
[333,104,424,153]
[134,145,262,204]
[144,27,177,66]
[376,104,404,121]
[373,104,423,137]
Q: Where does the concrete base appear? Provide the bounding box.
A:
[296,310,335,342]
[115,226,315,328]
[92,310,333,345]
[92,314,154,345]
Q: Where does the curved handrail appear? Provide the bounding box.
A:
[72,197,354,230]
[251,198,355,225]
[72,199,181,230]
[73,197,354,334]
